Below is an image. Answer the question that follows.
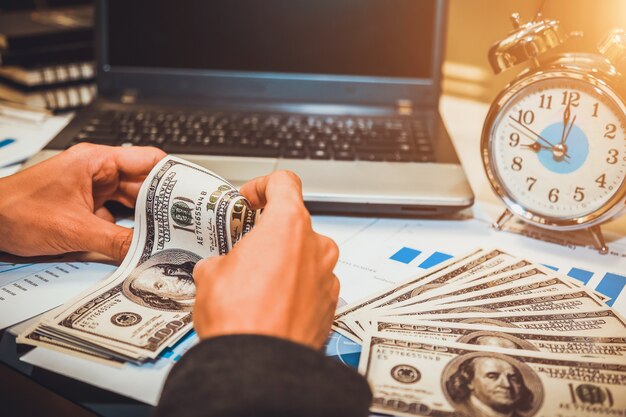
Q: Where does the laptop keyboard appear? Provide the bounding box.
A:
[71,110,435,162]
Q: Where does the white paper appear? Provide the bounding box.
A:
[333,205,626,316]
[0,261,115,329]
[0,113,72,168]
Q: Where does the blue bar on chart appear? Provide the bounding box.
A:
[419,251,453,269]
[0,264,34,275]
[542,264,559,271]
[595,273,626,307]
[389,247,422,264]
[567,268,594,285]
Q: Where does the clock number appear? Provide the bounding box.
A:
[604,124,617,139]
[526,176,537,191]
[509,132,520,147]
[596,173,607,189]
[561,91,580,107]
[548,188,559,203]
[592,103,599,118]
[607,149,619,164]
[573,187,585,202]
[539,94,552,110]
[514,110,535,125]
[511,157,523,171]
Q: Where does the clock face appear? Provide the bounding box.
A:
[487,72,626,223]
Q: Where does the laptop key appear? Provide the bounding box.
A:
[283,149,307,159]
[384,152,414,162]
[310,149,331,160]
[334,151,356,161]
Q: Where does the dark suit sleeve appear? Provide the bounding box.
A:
[154,335,372,417]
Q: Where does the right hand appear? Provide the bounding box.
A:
[192,171,340,350]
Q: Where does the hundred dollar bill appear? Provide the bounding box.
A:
[382,288,605,318]
[404,309,626,338]
[384,265,576,311]
[333,249,514,339]
[359,334,626,417]
[374,318,626,359]
[347,268,581,340]
[19,156,256,362]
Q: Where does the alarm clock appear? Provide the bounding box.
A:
[481,13,626,254]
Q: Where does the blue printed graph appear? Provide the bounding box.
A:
[325,332,361,368]
[544,265,626,307]
[389,247,422,264]
[419,252,454,269]
[389,247,454,270]
[0,263,34,275]
[567,268,594,285]
[595,273,626,307]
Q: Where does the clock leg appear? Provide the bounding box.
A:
[589,225,609,255]
[493,209,513,230]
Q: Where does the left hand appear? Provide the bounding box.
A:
[0,143,165,262]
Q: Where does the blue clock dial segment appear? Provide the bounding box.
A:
[537,122,589,174]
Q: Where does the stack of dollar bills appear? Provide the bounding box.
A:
[18,156,256,365]
[333,249,626,417]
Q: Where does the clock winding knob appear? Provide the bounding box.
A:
[488,13,565,74]
[598,29,626,74]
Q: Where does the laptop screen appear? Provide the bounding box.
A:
[106,0,437,80]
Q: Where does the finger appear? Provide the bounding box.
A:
[193,256,223,287]
[318,235,339,271]
[239,170,303,211]
[94,206,115,223]
[79,215,133,263]
[113,146,167,178]
[87,145,165,204]
[108,180,145,208]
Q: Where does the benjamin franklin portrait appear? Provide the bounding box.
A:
[443,352,543,417]
[122,249,201,311]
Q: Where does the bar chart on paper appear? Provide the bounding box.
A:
[328,217,626,369]
[0,261,115,328]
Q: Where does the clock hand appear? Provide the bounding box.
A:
[560,101,572,146]
[508,116,571,159]
[562,114,576,145]
[520,142,548,152]
[519,142,571,164]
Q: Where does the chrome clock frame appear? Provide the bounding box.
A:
[481,58,626,252]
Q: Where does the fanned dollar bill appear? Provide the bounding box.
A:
[374,319,626,359]
[360,334,626,417]
[18,156,256,363]
[334,248,624,416]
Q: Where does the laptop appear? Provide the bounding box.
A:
[25,0,473,216]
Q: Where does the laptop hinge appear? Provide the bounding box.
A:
[396,99,414,116]
[120,89,139,104]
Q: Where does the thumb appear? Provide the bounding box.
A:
[80,215,134,263]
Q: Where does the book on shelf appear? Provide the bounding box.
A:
[0,6,93,51]
[0,61,94,88]
[0,82,96,112]
[0,41,93,67]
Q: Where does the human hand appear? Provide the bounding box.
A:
[0,143,165,262]
[192,171,340,350]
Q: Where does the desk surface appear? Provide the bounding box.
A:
[1,96,625,417]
